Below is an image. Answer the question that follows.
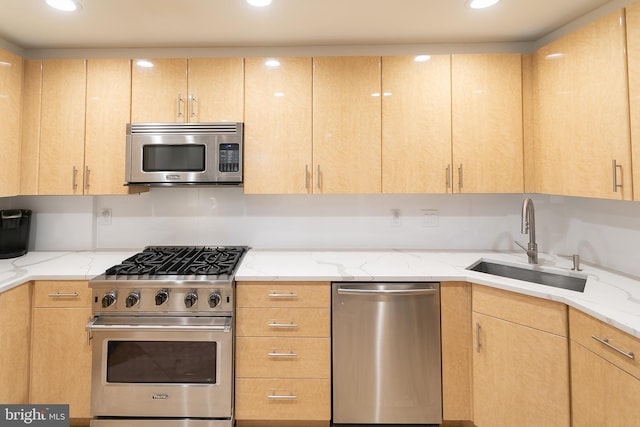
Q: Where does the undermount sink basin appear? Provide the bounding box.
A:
[467,260,587,293]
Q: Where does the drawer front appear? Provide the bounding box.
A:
[33,281,91,308]
[569,307,640,379]
[236,282,330,308]
[236,308,330,337]
[236,337,330,379]
[472,284,567,336]
[235,378,331,421]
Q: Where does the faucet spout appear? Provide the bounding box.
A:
[518,197,538,264]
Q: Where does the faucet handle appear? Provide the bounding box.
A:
[559,254,581,271]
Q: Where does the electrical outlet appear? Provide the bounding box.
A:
[99,208,112,226]
[422,209,439,227]
[391,209,401,227]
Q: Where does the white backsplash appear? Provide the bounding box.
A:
[2,189,640,278]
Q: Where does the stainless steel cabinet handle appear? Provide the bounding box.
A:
[268,322,298,328]
[268,293,298,298]
[48,292,79,298]
[305,165,310,190]
[268,352,298,358]
[476,321,481,353]
[317,164,322,190]
[189,94,196,118]
[458,163,463,191]
[177,94,184,118]
[72,166,78,190]
[267,394,298,400]
[592,335,635,360]
[612,160,623,192]
[337,288,437,296]
[84,166,91,190]
[446,164,451,190]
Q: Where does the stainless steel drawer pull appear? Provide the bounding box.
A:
[267,394,298,400]
[337,288,437,296]
[268,293,298,298]
[268,352,298,358]
[48,292,79,298]
[268,322,298,328]
[592,335,635,360]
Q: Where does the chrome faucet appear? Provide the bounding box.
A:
[515,197,538,264]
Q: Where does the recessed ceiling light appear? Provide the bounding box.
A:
[44,0,79,12]
[247,0,272,7]
[466,0,500,9]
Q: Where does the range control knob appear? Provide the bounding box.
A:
[101,291,117,308]
[208,292,221,308]
[126,291,140,308]
[155,289,169,306]
[184,290,198,308]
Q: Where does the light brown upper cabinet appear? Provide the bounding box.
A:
[452,54,524,193]
[627,2,640,201]
[20,60,42,195]
[313,56,382,194]
[243,57,313,194]
[131,58,244,123]
[38,59,87,195]
[535,10,632,200]
[381,55,452,193]
[0,49,23,197]
[85,59,135,195]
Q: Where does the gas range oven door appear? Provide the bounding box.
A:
[88,316,233,420]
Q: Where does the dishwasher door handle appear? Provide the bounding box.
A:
[336,287,437,296]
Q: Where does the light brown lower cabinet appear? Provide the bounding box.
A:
[0,282,32,403]
[471,284,570,427]
[29,281,92,419]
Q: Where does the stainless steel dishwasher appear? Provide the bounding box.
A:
[332,282,442,425]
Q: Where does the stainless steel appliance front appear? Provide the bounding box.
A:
[126,122,243,185]
[332,282,442,424]
[88,316,233,426]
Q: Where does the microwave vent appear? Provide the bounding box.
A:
[127,122,242,135]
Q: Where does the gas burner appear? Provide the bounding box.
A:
[104,246,246,278]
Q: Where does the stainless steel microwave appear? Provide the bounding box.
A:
[125,122,243,186]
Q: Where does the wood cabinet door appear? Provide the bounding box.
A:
[571,341,640,427]
[0,283,31,404]
[627,2,640,201]
[382,55,452,193]
[472,312,570,427]
[243,57,313,194]
[0,49,23,197]
[312,56,381,194]
[30,307,92,418]
[131,58,188,122]
[20,60,42,195]
[536,10,631,199]
[452,54,523,193]
[38,59,86,195]
[85,58,132,195]
[188,57,244,122]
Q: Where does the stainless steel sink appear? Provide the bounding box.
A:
[467,260,587,292]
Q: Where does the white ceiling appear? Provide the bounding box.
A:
[0,0,625,50]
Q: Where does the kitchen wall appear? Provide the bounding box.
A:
[2,190,639,278]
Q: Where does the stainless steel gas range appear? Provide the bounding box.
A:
[87,246,248,427]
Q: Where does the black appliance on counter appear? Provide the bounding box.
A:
[0,209,32,259]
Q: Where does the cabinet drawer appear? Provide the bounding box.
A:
[236,282,330,308]
[235,378,330,421]
[236,308,330,337]
[472,284,567,336]
[236,337,330,379]
[33,281,91,308]
[569,307,640,380]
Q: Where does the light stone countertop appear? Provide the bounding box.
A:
[1,249,639,340]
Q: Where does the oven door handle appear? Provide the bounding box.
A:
[86,318,232,332]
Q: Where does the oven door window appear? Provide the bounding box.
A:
[142,145,206,172]
[106,341,216,384]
